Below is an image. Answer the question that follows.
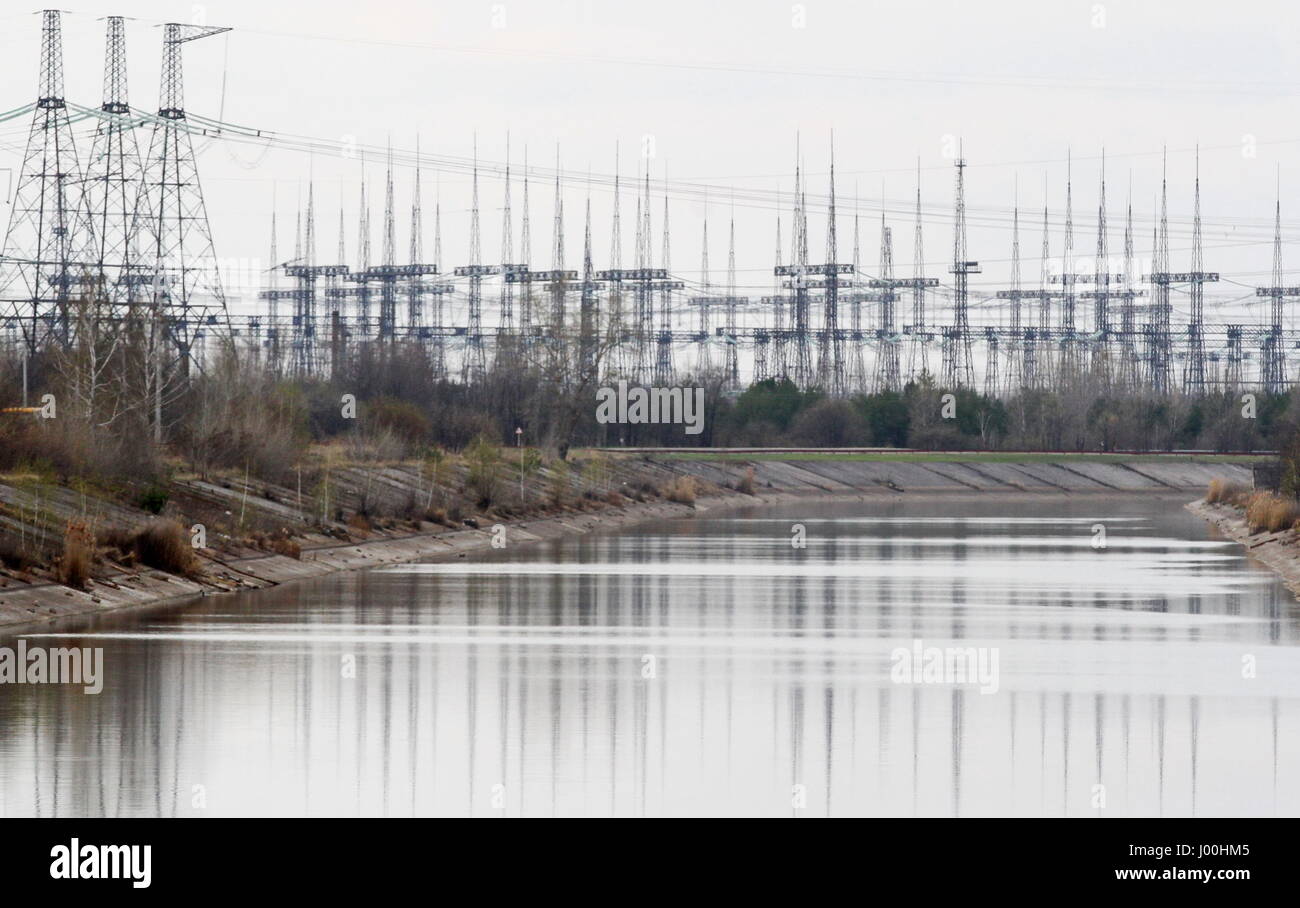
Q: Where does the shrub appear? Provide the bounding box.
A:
[664,475,697,505]
[1206,478,1247,505]
[548,459,571,508]
[137,484,170,514]
[1245,492,1300,533]
[132,520,199,576]
[464,435,502,508]
[738,466,756,495]
[0,535,37,572]
[270,537,302,560]
[369,396,432,444]
[1245,492,1271,532]
[1267,497,1300,532]
[58,522,93,589]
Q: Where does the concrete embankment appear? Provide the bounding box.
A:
[674,456,1251,496]
[0,455,1253,632]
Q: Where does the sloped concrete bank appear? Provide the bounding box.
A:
[0,457,1251,633]
[1187,499,1300,602]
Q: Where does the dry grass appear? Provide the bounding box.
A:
[664,475,697,506]
[58,521,93,590]
[270,537,302,559]
[1206,478,1249,505]
[1245,492,1300,534]
[132,519,199,576]
[737,466,756,496]
[347,512,372,535]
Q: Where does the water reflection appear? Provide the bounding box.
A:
[2,494,1298,817]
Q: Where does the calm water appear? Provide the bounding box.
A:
[3,494,1299,817]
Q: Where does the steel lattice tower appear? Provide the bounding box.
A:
[1256,184,1297,392]
[1183,152,1213,394]
[817,145,844,394]
[1,10,95,351]
[1036,199,1054,389]
[654,191,674,384]
[1057,154,1079,381]
[942,151,977,388]
[725,205,740,386]
[1117,194,1141,390]
[1002,191,1025,393]
[518,150,534,355]
[578,194,600,376]
[872,219,900,392]
[788,151,812,387]
[432,186,447,377]
[906,165,932,381]
[604,148,626,381]
[408,138,426,335]
[263,193,281,371]
[1090,157,1111,382]
[461,143,488,381]
[634,171,653,383]
[136,22,233,367]
[497,136,517,346]
[695,202,712,373]
[762,214,785,380]
[84,15,145,312]
[849,203,865,390]
[1147,153,1173,394]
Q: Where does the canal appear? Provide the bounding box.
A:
[2,493,1297,816]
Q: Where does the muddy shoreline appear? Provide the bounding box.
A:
[1187,499,1300,602]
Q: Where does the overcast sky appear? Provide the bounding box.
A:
[2,0,1299,325]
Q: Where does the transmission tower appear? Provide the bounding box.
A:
[760,214,785,381]
[724,203,742,387]
[578,194,602,377]
[431,185,448,377]
[1256,184,1297,392]
[1035,198,1054,389]
[655,191,675,384]
[408,137,426,336]
[498,135,526,361]
[1089,156,1111,382]
[1115,193,1144,390]
[262,192,281,372]
[84,15,145,312]
[780,147,813,387]
[136,21,233,368]
[778,142,850,391]
[1181,151,1218,394]
[692,201,713,373]
[1146,152,1174,394]
[871,218,901,393]
[906,164,933,381]
[604,146,627,381]
[942,149,978,388]
[455,141,493,382]
[816,143,846,394]
[983,327,1000,397]
[1,10,95,351]
[995,186,1046,393]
